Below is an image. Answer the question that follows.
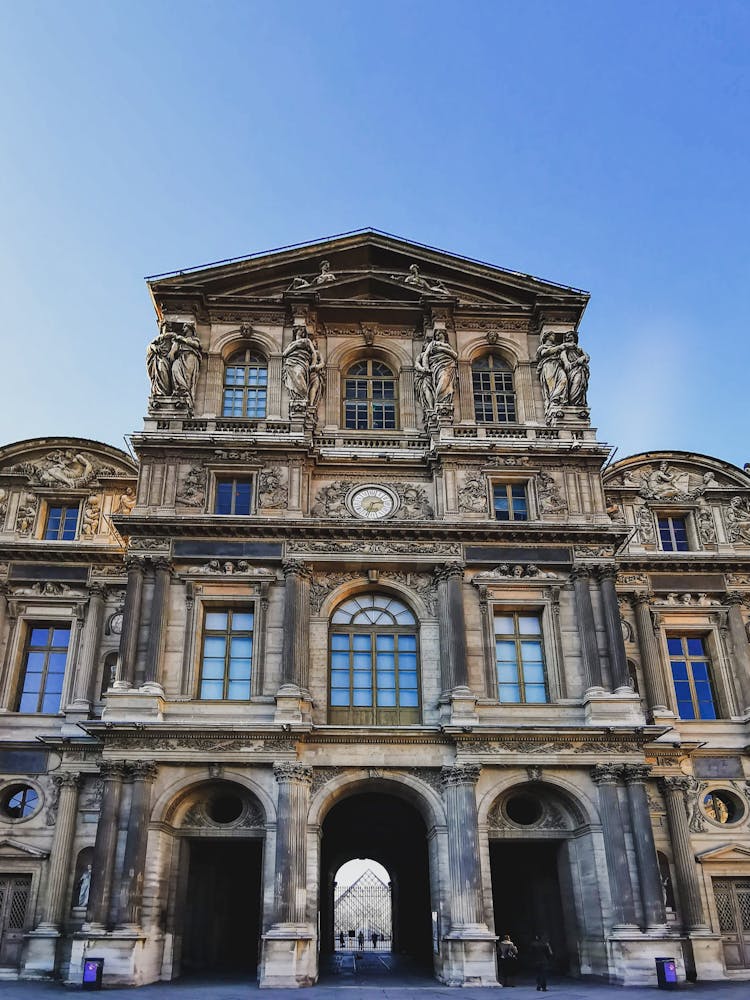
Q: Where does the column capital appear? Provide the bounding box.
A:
[99,759,128,780]
[152,556,173,574]
[273,762,313,785]
[124,555,147,573]
[595,563,619,582]
[658,775,692,796]
[51,771,81,790]
[724,591,750,608]
[621,763,652,785]
[440,763,481,788]
[435,561,466,583]
[570,564,592,581]
[282,559,312,581]
[88,582,108,600]
[630,591,653,608]
[591,763,623,786]
[128,761,158,782]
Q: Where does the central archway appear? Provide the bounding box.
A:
[320,792,433,971]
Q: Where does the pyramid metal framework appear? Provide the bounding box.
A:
[334,868,392,947]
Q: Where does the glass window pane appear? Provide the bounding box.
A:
[353,690,373,706]
[518,616,541,635]
[203,637,226,657]
[18,692,39,713]
[228,659,252,680]
[227,680,251,700]
[331,670,350,687]
[331,634,349,649]
[687,638,705,656]
[331,690,350,706]
[520,641,543,661]
[352,670,371,688]
[29,628,50,645]
[499,684,521,702]
[352,634,372,651]
[232,612,254,631]
[216,481,233,514]
[201,659,225,679]
[230,637,253,657]
[205,612,228,630]
[496,641,517,662]
[200,680,224,699]
[497,663,519,683]
[666,638,683,655]
[671,661,688,680]
[525,685,548,703]
[494,615,515,634]
[398,634,417,649]
[51,629,71,647]
[377,690,397,706]
[41,692,62,713]
[47,652,68,674]
[376,671,396,688]
[399,691,418,706]
[522,662,546,683]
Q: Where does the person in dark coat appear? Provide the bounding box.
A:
[339,931,345,949]
[528,935,553,991]
[497,933,518,986]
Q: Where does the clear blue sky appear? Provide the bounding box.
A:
[1,1,747,468]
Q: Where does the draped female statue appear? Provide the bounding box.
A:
[282,326,325,410]
[415,329,458,415]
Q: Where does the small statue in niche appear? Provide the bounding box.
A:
[77,864,92,907]
[414,329,458,416]
[282,325,325,411]
[114,487,136,516]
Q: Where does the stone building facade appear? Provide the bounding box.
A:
[0,232,749,987]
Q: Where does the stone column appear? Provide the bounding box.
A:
[591,764,637,926]
[436,562,469,691]
[0,583,8,648]
[723,594,750,714]
[572,567,604,691]
[70,584,106,709]
[280,560,312,690]
[117,762,158,928]
[143,559,171,688]
[440,765,485,928]
[268,354,284,420]
[597,566,630,690]
[272,763,312,925]
[622,765,666,928]
[39,773,81,928]
[631,594,671,715]
[115,557,146,688]
[86,761,125,929]
[401,365,417,430]
[658,777,706,931]
[457,361,475,422]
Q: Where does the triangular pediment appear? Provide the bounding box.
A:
[696,843,750,864]
[0,838,49,860]
[148,230,589,317]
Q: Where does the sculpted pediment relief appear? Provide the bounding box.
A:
[604,453,750,496]
[148,232,589,317]
[696,843,750,865]
[0,440,137,488]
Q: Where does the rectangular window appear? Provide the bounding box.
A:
[493,612,548,703]
[215,478,253,515]
[44,505,79,540]
[199,608,254,700]
[493,483,528,521]
[668,635,717,719]
[658,516,689,552]
[17,624,71,713]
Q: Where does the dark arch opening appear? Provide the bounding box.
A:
[321,792,432,972]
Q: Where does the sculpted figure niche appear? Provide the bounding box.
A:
[146,320,203,409]
[535,329,590,421]
[282,325,325,415]
[415,329,458,421]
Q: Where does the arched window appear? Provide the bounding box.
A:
[329,593,419,724]
[472,354,516,423]
[223,349,268,418]
[343,360,397,430]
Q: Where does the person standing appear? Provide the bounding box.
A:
[339,931,345,949]
[497,933,518,987]
[528,934,553,991]
[358,930,365,951]
[371,931,379,950]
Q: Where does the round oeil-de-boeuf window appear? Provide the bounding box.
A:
[702,790,745,825]
[0,784,40,820]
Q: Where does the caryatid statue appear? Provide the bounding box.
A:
[282,325,325,412]
[146,320,203,408]
[535,328,590,419]
[415,329,458,419]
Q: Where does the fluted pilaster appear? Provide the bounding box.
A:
[87,761,126,928]
[435,562,469,691]
[116,558,145,688]
[597,566,630,690]
[71,584,106,708]
[591,764,637,925]
[440,764,485,928]
[117,762,158,927]
[281,561,312,689]
[40,773,81,928]
[572,567,604,691]
[622,765,666,928]
[658,777,705,930]
[143,559,171,686]
[723,594,750,714]
[631,593,670,714]
[273,763,313,925]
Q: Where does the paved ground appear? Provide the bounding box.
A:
[2,974,750,1000]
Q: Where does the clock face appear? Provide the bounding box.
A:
[350,486,396,520]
